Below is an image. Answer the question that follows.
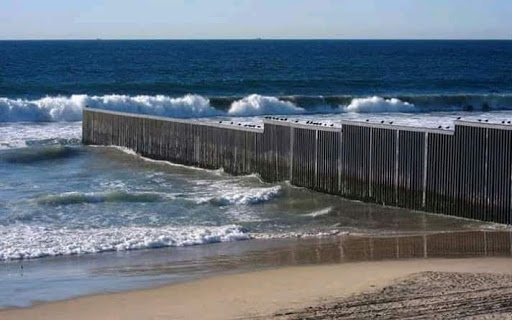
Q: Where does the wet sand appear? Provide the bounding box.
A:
[3,257,512,319]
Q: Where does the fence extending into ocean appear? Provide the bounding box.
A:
[83,107,512,224]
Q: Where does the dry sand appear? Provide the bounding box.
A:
[3,257,512,319]
[275,271,512,319]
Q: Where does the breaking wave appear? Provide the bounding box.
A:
[198,186,283,206]
[342,96,417,113]
[228,94,304,116]
[2,93,512,123]
[0,94,221,122]
[0,224,250,260]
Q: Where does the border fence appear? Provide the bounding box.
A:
[83,107,512,224]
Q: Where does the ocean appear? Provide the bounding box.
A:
[1,40,511,307]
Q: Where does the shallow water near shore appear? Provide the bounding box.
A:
[1,143,490,260]
[2,230,512,308]
[0,140,506,308]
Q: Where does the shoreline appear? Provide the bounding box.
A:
[3,229,512,310]
[4,257,512,319]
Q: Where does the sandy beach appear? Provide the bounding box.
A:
[3,257,512,319]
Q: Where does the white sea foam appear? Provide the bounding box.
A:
[85,146,282,206]
[108,145,226,174]
[228,94,305,116]
[202,185,283,206]
[92,145,283,207]
[253,229,347,240]
[0,122,82,149]
[0,94,301,123]
[305,207,333,217]
[0,95,85,122]
[342,96,417,113]
[0,93,331,123]
[0,224,250,261]
[90,94,221,118]
[0,94,221,122]
[3,93,512,124]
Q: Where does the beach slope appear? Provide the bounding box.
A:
[3,258,512,319]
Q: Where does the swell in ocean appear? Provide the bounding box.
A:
[2,93,512,122]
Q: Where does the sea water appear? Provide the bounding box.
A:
[1,40,511,307]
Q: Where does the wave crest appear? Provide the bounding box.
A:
[342,96,417,113]
[0,94,222,122]
[2,93,512,123]
[0,224,250,260]
[198,186,283,206]
[0,95,85,122]
[92,94,221,118]
[228,94,305,116]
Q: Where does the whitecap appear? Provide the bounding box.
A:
[198,186,283,206]
[0,94,221,122]
[342,96,417,113]
[0,224,250,261]
[228,94,305,116]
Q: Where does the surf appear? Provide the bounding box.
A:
[0,224,250,261]
[2,93,512,123]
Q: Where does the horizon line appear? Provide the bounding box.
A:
[0,37,511,41]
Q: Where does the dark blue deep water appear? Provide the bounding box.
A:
[2,40,512,122]
[1,40,512,98]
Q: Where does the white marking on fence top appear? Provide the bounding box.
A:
[455,120,512,130]
[85,107,512,134]
[339,120,454,135]
[262,119,341,132]
[84,107,264,133]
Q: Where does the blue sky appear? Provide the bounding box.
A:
[1,0,511,39]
